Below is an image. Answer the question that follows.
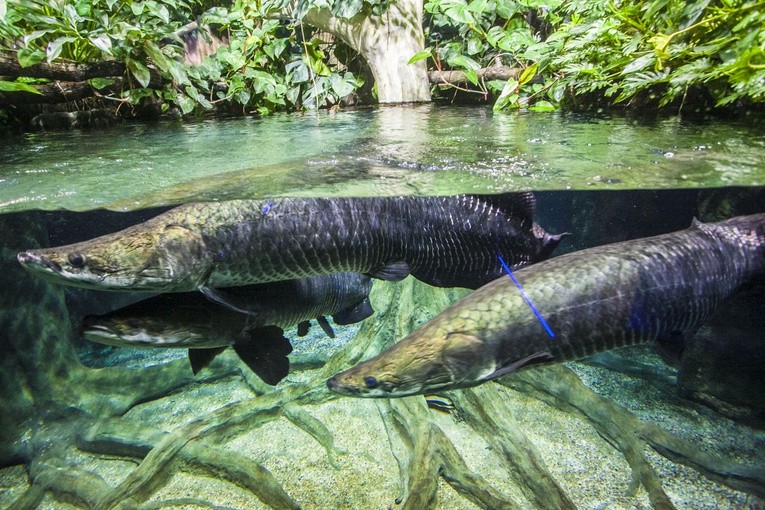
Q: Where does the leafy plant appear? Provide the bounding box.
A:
[0,0,364,115]
[420,0,765,111]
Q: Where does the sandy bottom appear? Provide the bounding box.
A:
[2,338,764,509]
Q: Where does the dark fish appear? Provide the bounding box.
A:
[327,214,765,397]
[17,195,563,306]
[82,273,373,385]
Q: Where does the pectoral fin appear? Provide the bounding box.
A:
[482,351,555,381]
[200,285,259,317]
[316,316,335,338]
[234,325,293,386]
[188,346,227,374]
[656,330,688,367]
[370,261,410,282]
[297,321,310,336]
[333,298,374,325]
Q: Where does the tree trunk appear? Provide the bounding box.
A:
[303,0,431,104]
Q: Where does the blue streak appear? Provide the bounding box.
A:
[497,254,555,338]
[261,202,273,215]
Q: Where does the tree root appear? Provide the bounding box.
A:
[379,396,522,509]
[500,365,765,502]
[449,385,577,510]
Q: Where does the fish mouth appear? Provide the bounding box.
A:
[17,251,62,273]
[326,376,361,396]
[80,323,118,340]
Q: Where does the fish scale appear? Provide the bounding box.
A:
[327,213,765,397]
[18,194,561,292]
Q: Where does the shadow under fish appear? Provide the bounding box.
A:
[81,273,373,385]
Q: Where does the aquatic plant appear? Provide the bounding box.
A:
[2,214,763,508]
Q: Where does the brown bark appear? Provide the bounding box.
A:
[0,53,128,81]
[428,65,520,86]
[0,79,123,106]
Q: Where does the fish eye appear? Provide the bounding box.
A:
[364,376,379,389]
[126,319,141,329]
[68,253,85,268]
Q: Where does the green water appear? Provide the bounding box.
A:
[1,105,763,213]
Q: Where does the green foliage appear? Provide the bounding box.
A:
[0,0,363,114]
[421,0,765,111]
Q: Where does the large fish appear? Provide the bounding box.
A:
[327,214,765,397]
[17,195,562,307]
[82,273,373,385]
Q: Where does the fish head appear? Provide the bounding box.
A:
[17,224,212,291]
[327,326,494,398]
[80,311,210,348]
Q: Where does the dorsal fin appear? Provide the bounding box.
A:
[473,192,537,225]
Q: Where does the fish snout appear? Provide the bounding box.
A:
[17,251,62,273]
[326,375,357,396]
[326,376,341,393]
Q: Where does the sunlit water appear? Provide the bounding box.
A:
[1,105,763,212]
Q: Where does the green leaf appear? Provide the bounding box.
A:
[464,68,478,85]
[408,49,432,65]
[89,77,115,90]
[127,59,152,87]
[519,63,538,86]
[330,0,363,19]
[0,80,42,94]
[529,100,556,111]
[447,54,480,71]
[174,92,195,114]
[330,73,356,97]
[621,54,654,75]
[47,36,76,63]
[144,40,171,72]
[23,30,52,47]
[493,78,519,110]
[17,49,46,68]
[89,34,113,55]
[149,3,170,24]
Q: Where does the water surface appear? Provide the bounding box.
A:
[1,106,763,212]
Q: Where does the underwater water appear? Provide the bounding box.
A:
[1,106,764,509]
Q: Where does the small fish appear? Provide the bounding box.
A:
[17,195,563,308]
[424,394,456,414]
[327,214,765,397]
[82,273,373,385]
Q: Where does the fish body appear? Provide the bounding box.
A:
[17,194,561,293]
[82,273,373,384]
[327,214,765,397]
